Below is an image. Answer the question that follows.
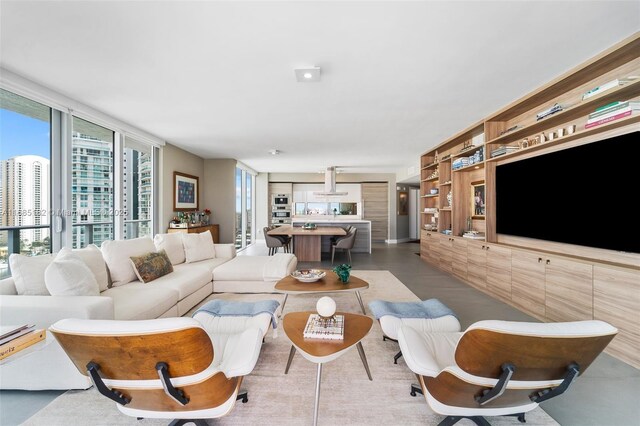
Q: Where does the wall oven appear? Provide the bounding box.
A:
[272,194,290,206]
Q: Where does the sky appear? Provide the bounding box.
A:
[0,109,50,161]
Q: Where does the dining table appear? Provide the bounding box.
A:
[267,225,346,262]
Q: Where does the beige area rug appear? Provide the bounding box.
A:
[25,271,558,426]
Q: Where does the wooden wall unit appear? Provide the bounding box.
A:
[362,183,389,242]
[419,33,640,368]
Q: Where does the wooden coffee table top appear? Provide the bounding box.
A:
[283,311,373,359]
[275,270,368,294]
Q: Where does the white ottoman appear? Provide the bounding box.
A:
[370,299,461,364]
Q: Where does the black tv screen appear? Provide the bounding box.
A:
[496,131,640,254]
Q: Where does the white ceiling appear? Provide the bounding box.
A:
[1,1,638,174]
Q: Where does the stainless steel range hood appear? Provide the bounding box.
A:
[313,166,348,196]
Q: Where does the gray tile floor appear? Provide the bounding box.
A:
[1,242,638,425]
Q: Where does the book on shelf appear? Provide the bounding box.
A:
[463,231,486,240]
[0,324,35,346]
[582,78,636,100]
[0,329,46,360]
[585,110,633,129]
[303,314,344,340]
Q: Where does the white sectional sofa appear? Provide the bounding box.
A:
[0,233,296,390]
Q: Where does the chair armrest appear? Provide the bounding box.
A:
[0,295,114,330]
[218,328,263,378]
[398,325,459,377]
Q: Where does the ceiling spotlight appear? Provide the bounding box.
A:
[294,67,321,82]
[269,149,281,155]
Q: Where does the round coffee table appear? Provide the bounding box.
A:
[275,270,369,315]
[283,311,373,426]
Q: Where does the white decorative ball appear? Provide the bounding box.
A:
[316,296,336,318]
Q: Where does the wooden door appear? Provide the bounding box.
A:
[593,265,640,368]
[511,249,545,319]
[362,183,389,242]
[466,240,486,290]
[545,256,593,322]
[452,238,468,281]
[485,244,512,303]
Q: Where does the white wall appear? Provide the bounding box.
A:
[202,159,237,244]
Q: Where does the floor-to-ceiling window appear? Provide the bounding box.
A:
[71,117,114,248]
[0,89,52,278]
[123,137,153,239]
[235,166,255,249]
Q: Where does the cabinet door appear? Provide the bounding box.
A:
[438,237,453,273]
[545,257,593,322]
[466,241,486,289]
[593,265,640,368]
[362,183,389,242]
[452,238,468,281]
[485,244,512,303]
[511,250,546,319]
[420,231,438,264]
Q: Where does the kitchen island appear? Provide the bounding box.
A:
[291,218,372,255]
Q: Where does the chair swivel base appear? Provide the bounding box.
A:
[438,414,525,426]
[410,383,423,397]
[154,391,249,426]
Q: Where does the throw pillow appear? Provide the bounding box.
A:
[44,248,100,296]
[130,250,174,283]
[101,237,156,287]
[8,253,54,295]
[182,230,216,263]
[153,233,186,265]
[213,243,236,259]
[73,244,109,292]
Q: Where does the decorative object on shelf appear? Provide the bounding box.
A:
[302,222,317,230]
[424,207,438,214]
[173,171,199,211]
[446,191,453,207]
[463,231,486,240]
[565,124,576,135]
[426,169,439,179]
[584,100,639,129]
[519,138,529,149]
[499,125,521,136]
[452,157,468,170]
[332,264,352,283]
[316,296,337,318]
[582,77,636,100]
[536,103,563,121]
[547,131,556,141]
[398,191,409,216]
[440,154,452,161]
[490,145,520,158]
[291,269,326,283]
[429,189,438,195]
[471,181,485,217]
[466,216,473,232]
[203,208,211,225]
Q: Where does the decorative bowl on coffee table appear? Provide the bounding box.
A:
[291,269,326,283]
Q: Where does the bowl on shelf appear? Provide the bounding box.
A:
[291,269,326,283]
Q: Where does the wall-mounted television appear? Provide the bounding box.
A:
[495,130,640,254]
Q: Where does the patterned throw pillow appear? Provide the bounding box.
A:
[130,250,174,283]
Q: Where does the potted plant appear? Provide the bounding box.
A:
[332,264,351,283]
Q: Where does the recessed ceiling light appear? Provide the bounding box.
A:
[294,67,321,82]
[269,149,281,155]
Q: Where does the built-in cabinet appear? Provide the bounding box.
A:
[362,183,389,242]
[419,33,640,368]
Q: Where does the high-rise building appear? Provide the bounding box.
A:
[123,148,152,239]
[71,132,113,248]
[0,155,50,249]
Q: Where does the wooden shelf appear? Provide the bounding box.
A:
[452,144,484,158]
[453,162,485,172]
[421,176,439,182]
[486,113,640,163]
[422,211,437,215]
[440,182,452,186]
[440,207,452,211]
[485,79,640,147]
[421,194,439,198]
[421,162,438,170]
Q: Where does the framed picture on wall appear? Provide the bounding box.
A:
[471,181,485,217]
[174,171,199,211]
[398,191,409,216]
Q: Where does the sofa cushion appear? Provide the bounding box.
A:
[213,243,236,259]
[185,257,231,272]
[101,284,179,320]
[8,253,54,295]
[45,248,100,296]
[154,263,213,299]
[74,244,109,292]
[130,250,174,283]
[182,231,216,263]
[101,237,156,287]
[153,233,185,265]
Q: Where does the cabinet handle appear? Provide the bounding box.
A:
[538,257,543,263]
[481,245,485,249]
[485,246,490,251]
[546,259,551,265]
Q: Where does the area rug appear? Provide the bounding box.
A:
[24,271,558,426]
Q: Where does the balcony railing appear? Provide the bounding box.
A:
[0,224,51,279]
[124,219,151,239]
